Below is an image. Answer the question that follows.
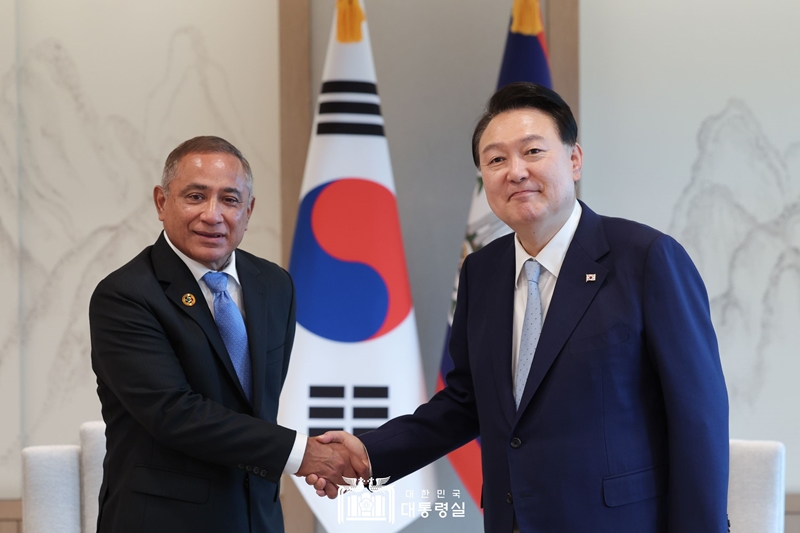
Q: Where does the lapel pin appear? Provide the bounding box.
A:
[182,293,197,306]
[585,274,596,282]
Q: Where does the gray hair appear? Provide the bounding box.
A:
[161,136,254,197]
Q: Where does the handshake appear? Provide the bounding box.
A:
[295,431,371,499]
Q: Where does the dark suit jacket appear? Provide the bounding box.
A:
[90,233,297,533]
[360,202,729,532]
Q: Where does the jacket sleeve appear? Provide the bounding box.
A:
[360,254,481,481]
[643,235,729,532]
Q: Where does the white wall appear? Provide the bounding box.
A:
[0,0,281,498]
[581,0,800,492]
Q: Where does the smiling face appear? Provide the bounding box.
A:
[478,108,582,253]
[154,152,254,270]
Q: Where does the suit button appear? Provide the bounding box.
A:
[238,464,245,470]
[246,465,253,472]
[506,493,513,504]
[510,437,522,448]
[260,471,267,478]
[253,467,260,475]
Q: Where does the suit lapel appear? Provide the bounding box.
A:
[488,236,518,427]
[151,233,249,404]
[515,204,610,418]
[237,253,269,415]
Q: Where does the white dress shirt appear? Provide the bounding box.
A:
[511,201,582,388]
[164,233,307,474]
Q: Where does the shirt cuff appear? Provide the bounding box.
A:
[283,431,308,475]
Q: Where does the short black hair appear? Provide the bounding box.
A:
[472,82,578,167]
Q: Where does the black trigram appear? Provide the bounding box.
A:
[316,80,385,137]
[308,385,389,437]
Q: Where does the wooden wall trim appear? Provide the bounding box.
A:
[545,0,580,126]
[544,0,579,197]
[544,0,579,196]
[279,0,312,268]
[0,500,21,533]
[787,493,800,514]
[278,1,314,531]
[0,500,21,520]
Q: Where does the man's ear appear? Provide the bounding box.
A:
[571,143,583,183]
[154,186,167,221]
[246,195,255,223]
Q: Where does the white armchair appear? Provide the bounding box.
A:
[728,439,786,533]
[22,421,106,533]
[79,421,106,533]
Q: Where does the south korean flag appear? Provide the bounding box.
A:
[278,1,434,532]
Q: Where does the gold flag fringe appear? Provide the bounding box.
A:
[336,0,366,43]
[511,0,544,36]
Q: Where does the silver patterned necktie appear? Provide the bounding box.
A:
[202,271,252,404]
[515,259,542,409]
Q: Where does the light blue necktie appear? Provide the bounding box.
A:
[515,259,542,409]
[202,271,252,404]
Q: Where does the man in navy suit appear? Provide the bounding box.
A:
[90,136,367,533]
[308,83,729,532]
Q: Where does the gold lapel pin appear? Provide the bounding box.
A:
[586,274,596,282]
[182,293,197,306]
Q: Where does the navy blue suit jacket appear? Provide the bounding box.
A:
[360,202,729,532]
[90,234,297,533]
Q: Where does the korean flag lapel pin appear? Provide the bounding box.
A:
[585,273,596,282]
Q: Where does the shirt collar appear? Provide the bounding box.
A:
[163,231,241,286]
[514,200,582,288]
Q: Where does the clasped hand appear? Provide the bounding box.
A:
[295,431,370,499]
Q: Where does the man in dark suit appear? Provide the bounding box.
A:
[90,136,367,532]
[308,84,729,532]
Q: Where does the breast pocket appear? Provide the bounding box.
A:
[568,324,630,354]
